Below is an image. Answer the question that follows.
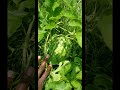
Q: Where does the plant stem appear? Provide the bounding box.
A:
[23,16,35,68]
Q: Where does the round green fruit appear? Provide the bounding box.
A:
[47,35,71,65]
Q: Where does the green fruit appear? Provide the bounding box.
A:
[47,35,71,64]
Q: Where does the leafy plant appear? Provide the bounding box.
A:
[8,0,35,89]
[38,0,82,89]
[85,0,112,89]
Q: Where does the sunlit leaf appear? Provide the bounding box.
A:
[38,30,46,42]
[76,32,82,48]
[69,20,81,27]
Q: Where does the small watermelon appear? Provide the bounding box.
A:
[46,35,71,65]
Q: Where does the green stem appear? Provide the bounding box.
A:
[23,16,35,68]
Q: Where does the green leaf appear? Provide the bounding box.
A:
[64,62,72,74]
[76,32,82,48]
[45,0,51,7]
[13,0,21,5]
[75,84,82,90]
[52,1,61,11]
[44,22,56,30]
[59,61,72,75]
[75,66,81,73]
[71,80,81,88]
[55,81,66,90]
[62,10,76,19]
[69,20,81,27]
[63,0,73,10]
[64,83,72,90]
[45,80,71,90]
[51,73,61,81]
[71,64,81,78]
[19,0,35,11]
[97,14,112,51]
[53,7,62,17]
[38,30,46,42]
[76,71,82,80]
[45,78,56,89]
[8,13,22,38]
[19,0,35,9]
[94,74,112,89]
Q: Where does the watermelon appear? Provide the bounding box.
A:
[46,35,71,65]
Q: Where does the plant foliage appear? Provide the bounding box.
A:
[38,0,82,89]
[8,0,35,89]
[85,0,112,89]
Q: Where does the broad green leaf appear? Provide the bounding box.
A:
[64,83,72,90]
[94,74,112,89]
[69,20,81,27]
[63,0,73,10]
[19,0,35,11]
[76,32,82,48]
[51,73,61,81]
[71,80,81,88]
[8,13,22,38]
[76,71,82,80]
[71,65,81,78]
[62,10,76,19]
[44,22,56,30]
[59,61,72,75]
[39,1,82,89]
[53,7,62,17]
[45,79,56,90]
[55,81,66,90]
[45,81,67,90]
[98,14,112,51]
[64,62,72,74]
[52,1,60,11]
[38,30,46,42]
[75,66,81,73]
[75,84,82,90]
[13,0,21,5]
[45,0,51,7]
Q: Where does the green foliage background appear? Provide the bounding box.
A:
[85,0,112,90]
[38,0,82,90]
[8,0,35,89]
[7,0,112,89]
